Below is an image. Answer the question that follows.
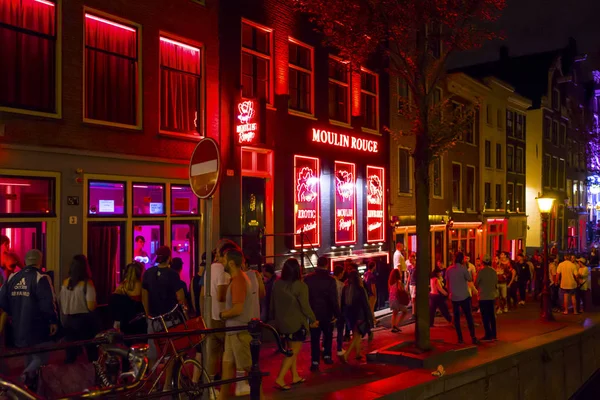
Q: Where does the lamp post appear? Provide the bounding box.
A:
[537,196,555,321]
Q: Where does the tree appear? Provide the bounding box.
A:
[295,0,505,350]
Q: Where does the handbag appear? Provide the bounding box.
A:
[82,281,101,332]
[396,283,410,306]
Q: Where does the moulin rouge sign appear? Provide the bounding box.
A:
[236,100,260,145]
[366,166,385,243]
[311,128,379,153]
[294,155,320,247]
[334,161,357,245]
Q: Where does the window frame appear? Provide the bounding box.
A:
[82,9,142,130]
[0,175,57,218]
[551,156,559,189]
[465,165,476,212]
[397,147,412,196]
[495,143,502,170]
[506,144,514,172]
[495,183,503,210]
[451,162,462,211]
[158,33,204,139]
[506,109,514,137]
[553,87,560,110]
[506,182,514,211]
[484,182,492,210]
[87,179,128,217]
[328,55,351,125]
[558,158,565,190]
[431,156,443,199]
[240,19,273,105]
[543,116,551,140]
[515,183,524,212]
[360,67,379,134]
[551,120,559,146]
[484,140,492,168]
[515,146,524,174]
[0,0,62,118]
[132,182,167,217]
[543,154,551,188]
[288,37,314,117]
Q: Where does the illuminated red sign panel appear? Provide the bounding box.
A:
[294,155,320,247]
[311,128,379,153]
[334,161,357,245]
[366,165,385,243]
[236,100,259,145]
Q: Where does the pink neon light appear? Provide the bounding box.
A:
[366,165,385,243]
[85,14,136,32]
[236,100,259,144]
[487,218,505,223]
[334,161,357,245]
[294,155,320,248]
[34,0,55,6]
[0,183,31,187]
[160,37,200,53]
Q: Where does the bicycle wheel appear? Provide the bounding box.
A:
[174,357,213,400]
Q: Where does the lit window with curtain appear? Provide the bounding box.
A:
[288,39,313,114]
[328,57,350,123]
[159,37,202,135]
[85,13,138,126]
[0,0,56,112]
[241,21,271,103]
[361,69,378,130]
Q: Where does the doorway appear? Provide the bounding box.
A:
[171,221,197,288]
[1,222,46,272]
[87,222,125,305]
[242,177,266,267]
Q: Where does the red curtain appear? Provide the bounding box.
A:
[160,39,200,134]
[0,0,55,112]
[85,15,137,125]
[87,224,120,305]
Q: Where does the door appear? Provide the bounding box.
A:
[132,221,164,269]
[1,222,46,273]
[171,221,197,288]
[87,222,125,305]
[241,177,266,267]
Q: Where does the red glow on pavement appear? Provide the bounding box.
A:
[294,155,320,247]
[366,165,385,243]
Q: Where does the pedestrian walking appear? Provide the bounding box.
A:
[549,257,560,311]
[260,264,276,322]
[406,253,417,319]
[576,257,590,313]
[557,254,579,315]
[59,255,99,364]
[271,258,318,391]
[475,255,498,341]
[446,252,480,345]
[332,265,346,356]
[429,268,451,327]
[494,255,508,314]
[388,268,409,333]
[0,249,59,393]
[218,249,261,400]
[304,256,340,371]
[363,261,379,323]
[190,252,206,318]
[506,259,518,310]
[515,253,530,305]
[341,270,373,363]
[393,242,407,282]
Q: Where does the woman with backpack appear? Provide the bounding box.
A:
[341,269,373,362]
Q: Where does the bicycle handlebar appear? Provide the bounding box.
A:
[256,320,293,357]
[147,303,181,321]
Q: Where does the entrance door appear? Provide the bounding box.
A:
[1,222,46,273]
[87,222,125,305]
[171,221,197,288]
[241,177,266,267]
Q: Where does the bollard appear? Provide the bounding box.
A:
[248,318,262,400]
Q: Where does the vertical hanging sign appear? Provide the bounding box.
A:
[366,165,385,243]
[235,99,261,145]
[334,161,357,245]
[294,155,320,247]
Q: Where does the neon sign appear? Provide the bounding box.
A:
[335,161,356,244]
[236,100,259,145]
[366,166,385,243]
[294,155,320,247]
[311,128,379,153]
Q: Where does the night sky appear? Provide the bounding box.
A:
[451,0,600,70]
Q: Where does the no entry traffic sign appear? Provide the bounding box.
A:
[189,138,221,199]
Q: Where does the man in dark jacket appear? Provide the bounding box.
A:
[0,249,58,392]
[304,256,340,371]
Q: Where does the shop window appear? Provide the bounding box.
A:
[452,163,461,210]
[87,222,123,302]
[0,176,55,216]
[241,20,271,103]
[159,36,202,135]
[133,183,165,216]
[133,222,163,269]
[361,68,378,130]
[171,185,199,215]
[328,57,350,123]
[288,39,313,114]
[85,13,138,125]
[0,0,57,113]
[1,222,47,271]
[88,180,126,216]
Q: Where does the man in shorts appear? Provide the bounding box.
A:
[557,253,579,315]
[218,249,261,400]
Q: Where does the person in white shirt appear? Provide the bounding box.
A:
[556,254,579,315]
[576,257,590,313]
[393,242,407,282]
[549,257,559,311]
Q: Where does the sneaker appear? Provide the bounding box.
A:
[310,362,319,372]
[337,350,346,357]
[235,379,250,397]
[324,356,334,365]
[496,309,503,315]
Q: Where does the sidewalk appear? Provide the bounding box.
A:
[254,304,594,399]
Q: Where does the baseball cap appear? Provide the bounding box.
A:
[483,254,492,265]
[577,257,587,264]
[25,249,43,266]
[155,246,171,263]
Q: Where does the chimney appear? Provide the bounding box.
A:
[499,46,509,62]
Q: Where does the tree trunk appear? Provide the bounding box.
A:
[413,142,432,351]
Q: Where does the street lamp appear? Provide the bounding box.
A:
[537,196,555,321]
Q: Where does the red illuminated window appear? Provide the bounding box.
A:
[328,57,350,123]
[366,166,385,243]
[288,39,313,114]
[0,176,55,216]
[0,0,57,113]
[334,161,356,245]
[361,69,378,131]
[294,155,320,248]
[85,13,138,126]
[241,20,271,103]
[160,37,202,135]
